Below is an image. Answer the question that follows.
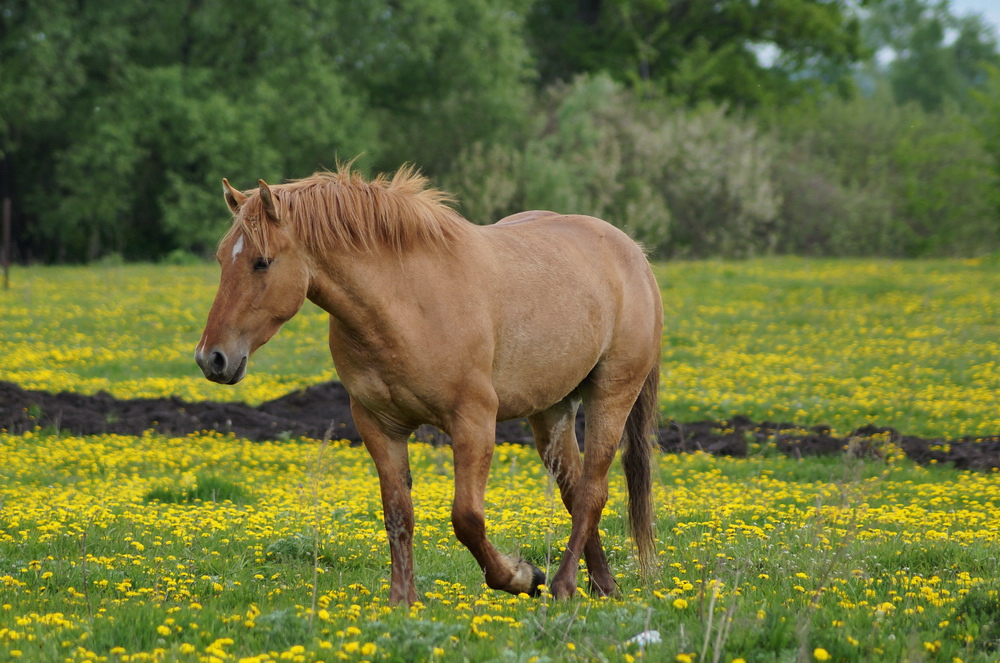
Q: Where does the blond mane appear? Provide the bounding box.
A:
[223,165,467,257]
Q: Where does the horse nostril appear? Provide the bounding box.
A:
[210,351,227,374]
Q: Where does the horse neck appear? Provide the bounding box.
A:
[302,207,474,330]
[305,244,432,338]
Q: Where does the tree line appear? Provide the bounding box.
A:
[1,0,999,261]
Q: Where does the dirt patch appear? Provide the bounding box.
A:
[2,380,997,471]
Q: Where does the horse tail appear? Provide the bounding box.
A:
[621,364,659,578]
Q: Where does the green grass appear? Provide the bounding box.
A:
[143,473,252,505]
[0,433,998,662]
[2,258,997,436]
[0,258,999,661]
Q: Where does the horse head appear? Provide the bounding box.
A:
[195,178,310,384]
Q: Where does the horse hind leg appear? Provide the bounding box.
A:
[547,369,650,600]
[449,397,545,597]
[528,395,618,596]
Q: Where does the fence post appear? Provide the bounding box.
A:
[2,196,10,290]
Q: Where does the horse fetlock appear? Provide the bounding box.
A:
[486,555,545,596]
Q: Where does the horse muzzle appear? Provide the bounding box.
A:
[195,347,248,385]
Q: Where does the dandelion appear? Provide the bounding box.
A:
[814,648,831,661]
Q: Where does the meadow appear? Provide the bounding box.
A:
[1,258,999,662]
[2,258,998,437]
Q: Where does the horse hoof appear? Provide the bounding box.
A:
[549,579,576,600]
[587,576,619,598]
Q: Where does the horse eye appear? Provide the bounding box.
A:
[253,258,272,271]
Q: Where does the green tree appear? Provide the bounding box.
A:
[864,0,1000,110]
[2,0,534,261]
[527,0,869,107]
[772,87,998,256]
[973,65,1000,225]
[328,0,536,174]
[0,1,371,260]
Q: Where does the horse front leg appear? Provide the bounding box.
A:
[352,401,417,606]
[449,403,545,597]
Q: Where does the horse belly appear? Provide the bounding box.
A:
[490,308,607,421]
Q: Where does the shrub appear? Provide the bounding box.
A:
[445,74,780,258]
[771,88,999,257]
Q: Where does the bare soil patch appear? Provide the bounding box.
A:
[2,380,997,471]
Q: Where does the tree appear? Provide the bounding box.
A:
[772,86,999,256]
[527,0,869,107]
[326,0,536,174]
[864,0,1000,110]
[973,65,1000,226]
[1,0,536,260]
[445,74,781,258]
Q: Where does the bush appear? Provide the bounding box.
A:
[445,74,780,258]
[771,88,999,257]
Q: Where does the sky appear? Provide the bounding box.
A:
[950,0,1000,35]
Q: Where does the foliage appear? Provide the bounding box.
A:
[0,0,531,261]
[327,0,536,174]
[527,0,867,106]
[973,65,1000,221]
[1,0,999,260]
[770,86,999,256]
[447,74,780,258]
[864,0,1000,111]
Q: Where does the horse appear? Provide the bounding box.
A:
[195,166,663,604]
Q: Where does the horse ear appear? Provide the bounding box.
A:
[222,178,247,213]
[258,179,280,224]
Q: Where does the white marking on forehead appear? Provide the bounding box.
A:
[231,234,245,262]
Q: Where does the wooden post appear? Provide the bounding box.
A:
[2,196,10,290]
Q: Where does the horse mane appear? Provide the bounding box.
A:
[224,165,467,257]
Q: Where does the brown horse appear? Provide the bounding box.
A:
[195,166,662,604]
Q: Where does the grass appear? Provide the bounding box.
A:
[0,432,998,662]
[2,258,998,436]
[0,258,999,661]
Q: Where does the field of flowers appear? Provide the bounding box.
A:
[1,258,999,661]
[1,258,998,436]
[1,431,999,662]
